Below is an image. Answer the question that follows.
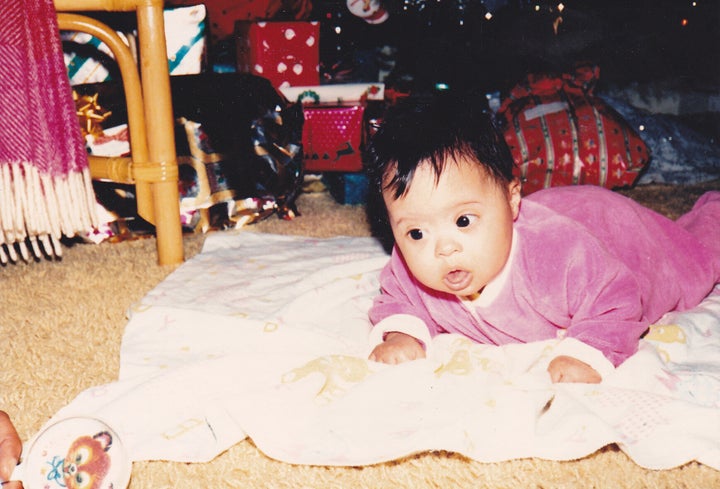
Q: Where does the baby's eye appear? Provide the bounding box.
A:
[408,229,423,240]
[456,215,476,228]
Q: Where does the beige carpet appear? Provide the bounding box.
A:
[2,182,720,488]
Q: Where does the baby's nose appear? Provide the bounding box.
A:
[435,237,460,256]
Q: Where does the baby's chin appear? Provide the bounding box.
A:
[459,289,483,301]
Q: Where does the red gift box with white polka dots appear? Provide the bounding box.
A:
[236,21,319,90]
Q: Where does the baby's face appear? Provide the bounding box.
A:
[384,157,520,297]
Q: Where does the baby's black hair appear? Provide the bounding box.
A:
[364,92,516,248]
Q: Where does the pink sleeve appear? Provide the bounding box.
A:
[551,237,647,367]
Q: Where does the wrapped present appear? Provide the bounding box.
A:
[164,5,208,75]
[86,124,130,157]
[280,83,384,104]
[62,5,207,85]
[76,74,304,237]
[62,31,128,85]
[322,172,369,205]
[235,21,319,89]
[166,0,312,46]
[302,104,366,172]
[498,64,651,195]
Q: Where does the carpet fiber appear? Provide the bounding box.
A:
[2,181,720,488]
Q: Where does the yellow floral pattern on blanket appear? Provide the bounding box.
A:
[282,355,372,404]
[434,337,502,378]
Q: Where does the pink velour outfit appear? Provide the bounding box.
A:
[370,186,720,367]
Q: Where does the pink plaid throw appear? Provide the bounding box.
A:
[0,0,97,263]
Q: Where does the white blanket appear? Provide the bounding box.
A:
[49,231,720,470]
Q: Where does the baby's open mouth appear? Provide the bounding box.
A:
[444,269,473,292]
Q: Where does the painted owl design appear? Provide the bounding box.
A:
[62,431,112,489]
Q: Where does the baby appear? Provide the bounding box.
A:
[364,94,720,383]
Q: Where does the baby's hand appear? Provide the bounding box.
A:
[547,355,602,383]
[0,410,21,485]
[369,332,426,364]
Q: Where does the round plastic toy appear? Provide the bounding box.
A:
[8,416,131,489]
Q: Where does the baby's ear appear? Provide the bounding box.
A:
[508,178,522,219]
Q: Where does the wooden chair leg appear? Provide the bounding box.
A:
[136,2,184,265]
[55,0,184,265]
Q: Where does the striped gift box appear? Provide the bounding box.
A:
[62,5,207,86]
[164,5,207,75]
[62,31,125,85]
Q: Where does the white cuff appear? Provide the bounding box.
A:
[367,314,433,356]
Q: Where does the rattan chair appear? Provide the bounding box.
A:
[54,0,184,265]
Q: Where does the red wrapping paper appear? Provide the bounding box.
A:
[167,0,272,45]
[236,21,319,89]
[498,65,650,195]
[302,105,365,172]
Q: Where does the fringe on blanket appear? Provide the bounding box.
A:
[0,0,99,264]
[0,163,97,264]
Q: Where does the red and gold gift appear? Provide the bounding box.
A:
[498,65,650,195]
[235,21,319,89]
